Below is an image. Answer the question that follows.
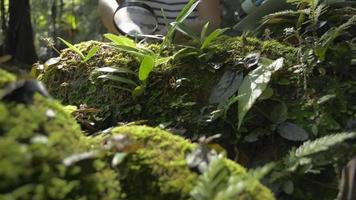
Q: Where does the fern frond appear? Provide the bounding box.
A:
[190,158,230,200]
[215,173,260,200]
[319,15,356,47]
[311,4,327,26]
[287,0,319,8]
[295,132,356,157]
[262,9,308,24]
[265,10,302,18]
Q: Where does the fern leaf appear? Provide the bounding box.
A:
[190,158,230,200]
[215,174,258,200]
[295,132,356,157]
[262,9,308,25]
[319,15,356,47]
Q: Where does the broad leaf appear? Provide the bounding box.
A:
[139,55,155,81]
[109,84,133,92]
[163,0,200,45]
[44,57,61,67]
[156,57,172,66]
[237,58,284,129]
[104,33,136,48]
[96,66,136,76]
[110,45,145,58]
[174,22,200,41]
[176,0,200,24]
[269,101,288,123]
[209,71,243,104]
[83,46,99,62]
[200,22,209,43]
[97,74,137,86]
[277,122,309,141]
[112,152,128,167]
[58,37,85,59]
[132,85,144,97]
[201,28,229,50]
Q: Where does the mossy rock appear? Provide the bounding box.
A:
[0,94,122,199]
[0,71,274,199]
[0,69,16,88]
[38,37,297,135]
[109,125,274,199]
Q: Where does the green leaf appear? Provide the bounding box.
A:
[209,71,243,104]
[295,132,356,157]
[277,122,309,141]
[201,22,210,43]
[109,84,133,92]
[112,152,128,167]
[190,158,230,200]
[269,101,288,123]
[282,181,294,194]
[83,46,99,62]
[97,74,137,86]
[96,66,136,76]
[139,55,155,81]
[163,0,200,46]
[132,85,144,97]
[176,0,200,23]
[110,45,145,58]
[174,22,200,41]
[317,94,336,105]
[259,87,274,100]
[104,33,136,48]
[156,57,172,66]
[237,58,284,129]
[201,28,229,50]
[58,37,85,59]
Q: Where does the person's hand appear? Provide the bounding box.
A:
[98,0,120,34]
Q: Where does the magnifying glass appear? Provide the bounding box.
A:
[113,2,159,38]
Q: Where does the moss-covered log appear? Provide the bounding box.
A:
[0,71,274,199]
[38,37,297,135]
[38,35,356,142]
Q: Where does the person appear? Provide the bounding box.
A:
[98,0,221,35]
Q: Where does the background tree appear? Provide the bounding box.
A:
[5,0,37,65]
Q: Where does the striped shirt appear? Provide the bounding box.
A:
[125,0,199,34]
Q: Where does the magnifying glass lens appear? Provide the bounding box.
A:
[113,4,158,37]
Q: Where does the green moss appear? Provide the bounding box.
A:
[1,70,274,199]
[0,69,16,88]
[109,125,274,200]
[0,82,122,199]
[38,36,297,134]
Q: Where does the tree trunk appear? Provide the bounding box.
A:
[0,0,6,33]
[5,0,37,65]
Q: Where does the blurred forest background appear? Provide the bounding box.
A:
[0,0,239,66]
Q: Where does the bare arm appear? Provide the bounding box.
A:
[198,0,221,31]
[98,0,120,34]
[174,0,220,41]
[183,0,221,34]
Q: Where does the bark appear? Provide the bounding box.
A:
[5,0,37,64]
[0,0,6,33]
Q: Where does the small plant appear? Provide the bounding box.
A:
[93,0,230,97]
[58,37,99,63]
[161,0,201,48]
[173,21,229,64]
[96,33,182,97]
[260,131,356,195]
[176,21,229,50]
[190,157,274,200]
